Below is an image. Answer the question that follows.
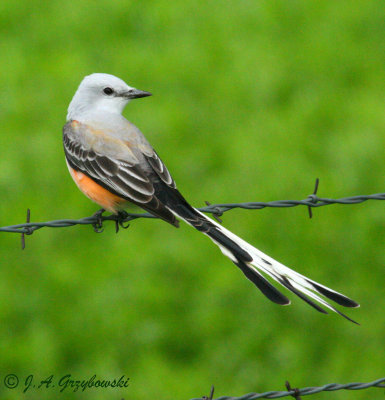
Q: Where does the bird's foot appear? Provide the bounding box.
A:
[92,208,105,233]
[115,211,130,233]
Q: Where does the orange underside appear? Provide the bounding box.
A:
[68,166,127,213]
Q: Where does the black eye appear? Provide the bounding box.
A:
[103,87,114,95]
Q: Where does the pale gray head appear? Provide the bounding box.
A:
[67,73,151,121]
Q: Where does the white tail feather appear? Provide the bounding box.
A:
[178,208,359,322]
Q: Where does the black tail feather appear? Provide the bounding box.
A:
[310,281,359,308]
[278,277,328,314]
[236,260,290,305]
[155,181,359,322]
[279,277,359,324]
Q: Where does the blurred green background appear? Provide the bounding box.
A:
[0,0,384,399]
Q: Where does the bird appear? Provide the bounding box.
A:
[63,73,359,322]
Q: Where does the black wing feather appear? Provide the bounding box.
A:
[63,123,179,226]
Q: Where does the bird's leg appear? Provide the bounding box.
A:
[92,208,105,233]
[115,210,130,233]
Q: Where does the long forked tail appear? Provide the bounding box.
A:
[170,203,359,323]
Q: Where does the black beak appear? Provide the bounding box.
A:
[123,88,152,99]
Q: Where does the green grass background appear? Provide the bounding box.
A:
[0,1,384,399]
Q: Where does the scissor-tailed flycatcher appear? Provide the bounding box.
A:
[63,73,359,322]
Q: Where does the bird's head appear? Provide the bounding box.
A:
[67,73,151,120]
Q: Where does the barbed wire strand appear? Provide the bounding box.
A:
[192,377,385,400]
[1,179,385,248]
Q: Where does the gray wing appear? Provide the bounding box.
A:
[63,120,179,226]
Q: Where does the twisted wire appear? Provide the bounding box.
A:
[192,377,385,400]
[1,191,385,235]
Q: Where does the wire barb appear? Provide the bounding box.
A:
[21,208,32,250]
[285,381,302,400]
[202,386,215,400]
[307,178,319,219]
[205,201,223,223]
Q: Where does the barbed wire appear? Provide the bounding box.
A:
[192,377,385,400]
[1,179,385,248]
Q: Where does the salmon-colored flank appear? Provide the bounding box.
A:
[68,166,126,213]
